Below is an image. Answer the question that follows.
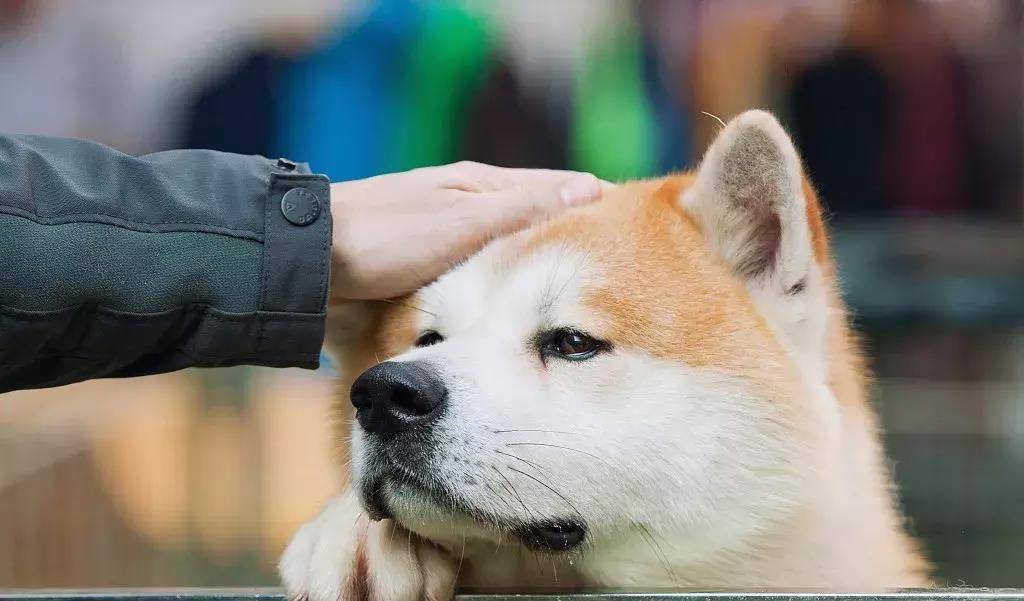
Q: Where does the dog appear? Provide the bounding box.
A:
[279,110,930,599]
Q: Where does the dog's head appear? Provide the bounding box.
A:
[335,111,838,563]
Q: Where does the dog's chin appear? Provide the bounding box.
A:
[356,462,588,553]
[358,470,458,524]
[356,469,491,547]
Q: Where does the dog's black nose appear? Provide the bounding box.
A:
[350,361,447,437]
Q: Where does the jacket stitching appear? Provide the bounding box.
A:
[317,178,330,312]
[0,302,325,321]
[0,205,266,242]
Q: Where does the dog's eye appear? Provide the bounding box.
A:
[541,328,607,361]
[415,330,444,347]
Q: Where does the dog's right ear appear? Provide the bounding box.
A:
[681,110,815,297]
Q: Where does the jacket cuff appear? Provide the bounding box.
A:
[257,160,332,368]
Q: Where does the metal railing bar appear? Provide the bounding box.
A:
[3,589,1024,601]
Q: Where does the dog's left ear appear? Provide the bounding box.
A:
[682,110,814,297]
[682,110,829,359]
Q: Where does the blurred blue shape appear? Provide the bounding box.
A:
[277,0,423,182]
[317,349,338,375]
[640,33,691,173]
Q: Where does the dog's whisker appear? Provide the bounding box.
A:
[505,442,618,469]
[456,532,467,582]
[497,451,585,522]
[495,449,555,479]
[492,528,508,555]
[551,245,590,307]
[388,518,398,548]
[482,478,516,514]
[504,464,583,521]
[537,241,563,315]
[491,466,532,518]
[405,264,430,294]
[637,522,677,585]
[373,297,436,317]
[493,428,584,436]
[530,549,546,576]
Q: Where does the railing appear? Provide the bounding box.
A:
[831,219,1024,327]
[3,590,1024,601]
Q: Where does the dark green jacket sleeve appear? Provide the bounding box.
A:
[0,134,332,392]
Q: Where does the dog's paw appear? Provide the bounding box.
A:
[279,491,458,601]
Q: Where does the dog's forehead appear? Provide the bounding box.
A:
[419,236,595,334]
[418,181,696,333]
[386,175,788,382]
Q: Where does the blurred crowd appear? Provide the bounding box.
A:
[1,0,1023,590]
[1,0,1020,218]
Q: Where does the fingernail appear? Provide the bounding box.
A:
[559,173,603,206]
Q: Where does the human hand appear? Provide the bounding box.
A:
[329,161,605,300]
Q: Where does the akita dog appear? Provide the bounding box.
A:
[280,110,930,599]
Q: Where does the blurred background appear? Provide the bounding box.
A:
[1,0,1022,589]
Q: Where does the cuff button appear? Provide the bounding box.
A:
[281,187,321,226]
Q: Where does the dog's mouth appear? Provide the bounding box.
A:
[359,460,588,552]
[515,521,587,551]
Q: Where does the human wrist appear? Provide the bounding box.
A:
[328,181,361,302]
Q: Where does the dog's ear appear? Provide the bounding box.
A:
[682,110,814,296]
